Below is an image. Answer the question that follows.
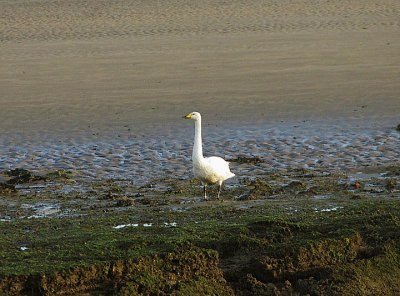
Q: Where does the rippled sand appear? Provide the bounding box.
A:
[1,122,399,185]
[1,0,399,41]
[1,0,399,184]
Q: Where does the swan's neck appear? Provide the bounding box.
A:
[193,118,204,161]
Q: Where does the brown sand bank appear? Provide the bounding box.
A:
[0,0,399,139]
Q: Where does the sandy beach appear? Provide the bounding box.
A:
[1,0,400,181]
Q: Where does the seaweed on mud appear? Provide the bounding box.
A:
[383,165,400,177]
[0,182,16,193]
[329,241,400,295]
[239,178,274,200]
[0,167,399,296]
[6,169,47,185]
[352,177,400,195]
[115,196,135,207]
[0,244,234,296]
[117,243,234,296]
[385,178,397,192]
[1,199,400,296]
[0,169,77,196]
[238,173,352,201]
[278,180,307,195]
[45,169,73,180]
[222,206,400,295]
[163,179,200,197]
[0,169,44,194]
[229,156,264,164]
[300,179,348,198]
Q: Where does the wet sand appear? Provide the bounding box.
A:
[1,0,400,184]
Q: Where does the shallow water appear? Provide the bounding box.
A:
[1,119,399,185]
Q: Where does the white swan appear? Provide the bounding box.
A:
[184,112,235,200]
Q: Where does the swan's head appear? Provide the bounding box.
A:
[184,112,201,120]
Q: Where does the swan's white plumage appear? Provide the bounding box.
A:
[184,112,235,199]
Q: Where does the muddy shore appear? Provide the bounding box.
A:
[1,0,400,294]
[1,165,400,295]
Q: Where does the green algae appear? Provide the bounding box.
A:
[330,241,400,295]
[0,167,400,295]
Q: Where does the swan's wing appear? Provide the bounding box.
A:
[204,156,235,179]
[204,156,228,167]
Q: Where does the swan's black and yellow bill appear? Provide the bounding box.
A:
[183,113,192,119]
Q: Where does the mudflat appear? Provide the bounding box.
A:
[1,0,400,181]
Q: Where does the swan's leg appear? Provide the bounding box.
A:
[217,181,222,199]
[203,184,207,200]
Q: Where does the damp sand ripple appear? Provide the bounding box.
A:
[1,122,399,185]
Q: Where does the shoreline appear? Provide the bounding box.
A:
[1,120,399,186]
[1,0,400,294]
